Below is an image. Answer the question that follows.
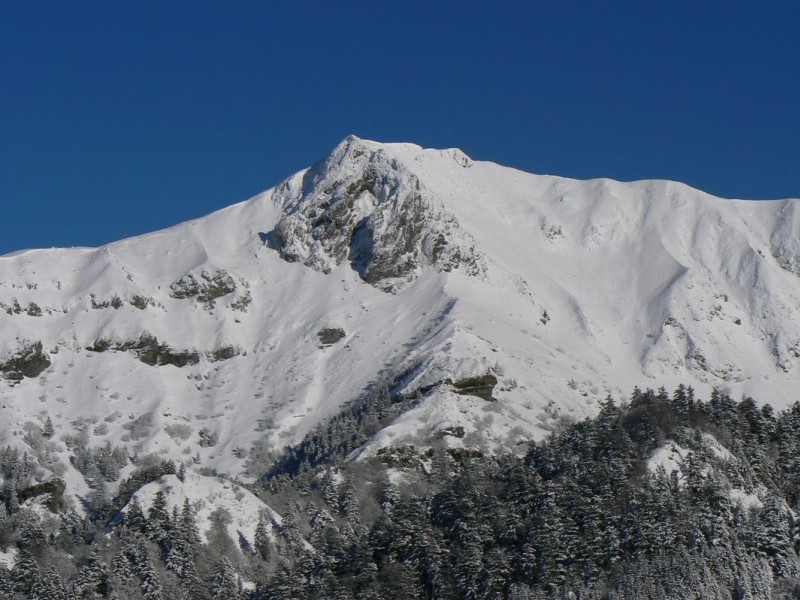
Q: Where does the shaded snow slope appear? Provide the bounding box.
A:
[1,136,798,493]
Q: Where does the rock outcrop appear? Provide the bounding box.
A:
[273,136,485,291]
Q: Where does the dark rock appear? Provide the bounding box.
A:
[91,295,123,309]
[89,335,240,366]
[0,341,51,382]
[132,334,199,367]
[153,346,200,368]
[446,448,483,463]
[230,291,252,312]
[128,295,153,310]
[446,373,498,402]
[87,333,199,367]
[318,327,346,347]
[198,427,219,447]
[170,269,236,306]
[438,425,466,438]
[208,345,242,362]
[376,445,433,468]
[86,338,112,353]
[19,478,65,512]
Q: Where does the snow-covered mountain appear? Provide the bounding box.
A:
[1,135,799,497]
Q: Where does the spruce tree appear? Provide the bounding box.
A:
[124,496,147,534]
[12,548,39,595]
[31,566,67,600]
[166,498,200,584]
[134,537,163,600]
[42,416,55,440]
[210,557,239,600]
[73,546,109,598]
[254,515,271,562]
[146,490,172,547]
[0,568,12,600]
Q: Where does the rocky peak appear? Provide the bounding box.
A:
[271,136,485,291]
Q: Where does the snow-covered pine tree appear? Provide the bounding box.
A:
[165,497,200,585]
[210,557,240,600]
[73,546,109,598]
[134,537,163,600]
[146,490,172,547]
[254,514,272,562]
[12,548,39,595]
[124,496,147,534]
[30,566,67,600]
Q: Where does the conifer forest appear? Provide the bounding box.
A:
[3,385,800,599]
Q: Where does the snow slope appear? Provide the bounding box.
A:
[1,136,798,494]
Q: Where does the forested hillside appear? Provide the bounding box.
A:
[3,385,800,599]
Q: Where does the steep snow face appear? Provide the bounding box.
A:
[0,136,799,494]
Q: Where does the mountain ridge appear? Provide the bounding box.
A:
[1,136,799,500]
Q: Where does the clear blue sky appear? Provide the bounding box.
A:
[1,2,798,255]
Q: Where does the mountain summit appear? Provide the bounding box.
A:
[1,136,799,496]
[274,136,484,291]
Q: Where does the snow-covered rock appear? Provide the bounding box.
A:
[274,135,486,291]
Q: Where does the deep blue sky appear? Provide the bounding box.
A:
[1,2,798,255]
